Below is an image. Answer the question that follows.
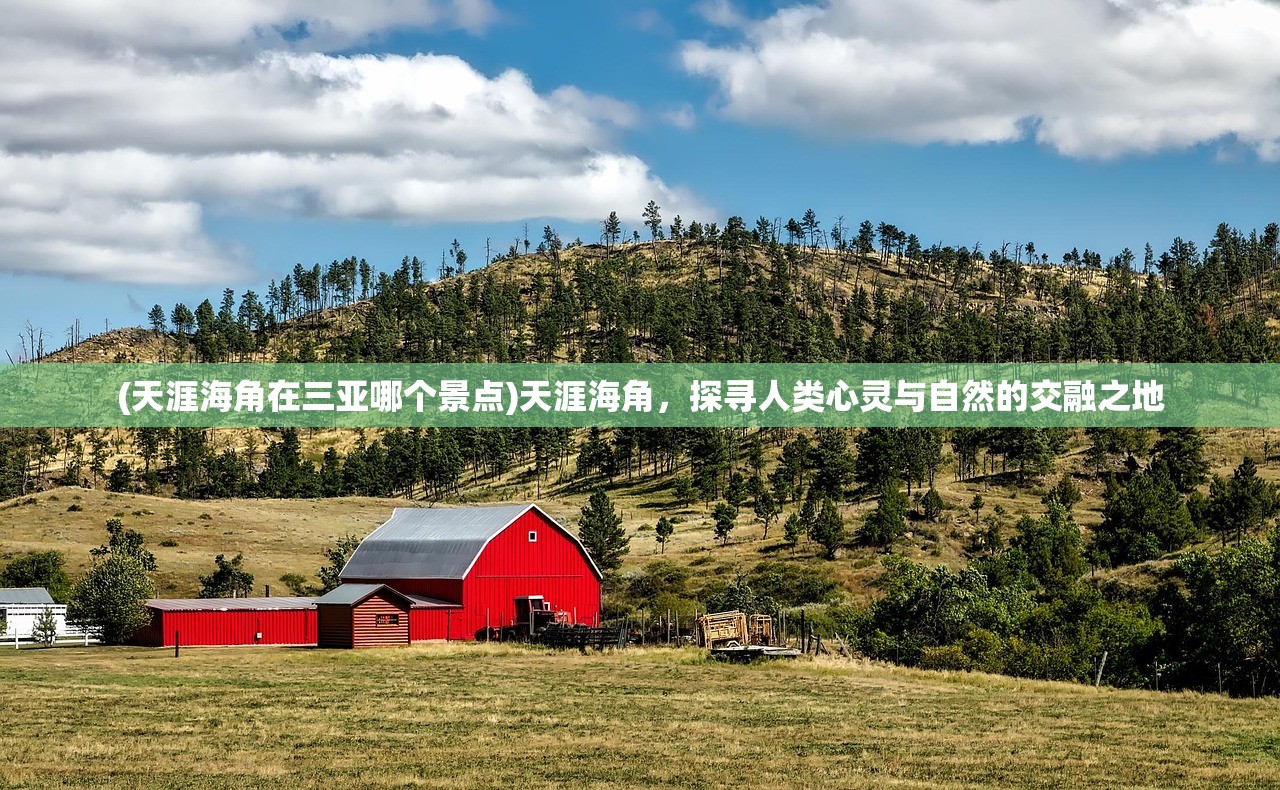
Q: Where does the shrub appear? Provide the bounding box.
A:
[919,644,972,672]
[31,607,59,647]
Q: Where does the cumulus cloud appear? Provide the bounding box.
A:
[0,1,699,284]
[681,0,1280,160]
[4,0,500,53]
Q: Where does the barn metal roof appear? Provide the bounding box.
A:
[405,594,462,609]
[341,503,601,581]
[314,583,413,608]
[0,588,55,605]
[146,597,317,612]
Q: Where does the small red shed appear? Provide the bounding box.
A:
[132,597,317,647]
[341,503,602,640]
[315,583,413,649]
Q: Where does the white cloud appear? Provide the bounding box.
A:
[0,2,700,284]
[4,0,500,53]
[662,104,698,130]
[695,0,747,28]
[681,0,1280,160]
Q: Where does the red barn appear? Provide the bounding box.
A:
[132,597,317,647]
[337,503,602,642]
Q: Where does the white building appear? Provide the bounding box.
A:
[0,587,75,644]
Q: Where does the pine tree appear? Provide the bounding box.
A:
[578,488,629,573]
[713,502,737,546]
[858,479,908,548]
[655,516,674,554]
[811,498,846,559]
[643,200,662,244]
[782,513,803,553]
[753,488,780,540]
[921,488,943,521]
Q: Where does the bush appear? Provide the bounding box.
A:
[919,644,972,671]
[279,573,312,596]
[31,607,59,647]
[744,562,839,607]
[66,504,83,512]
[159,539,178,548]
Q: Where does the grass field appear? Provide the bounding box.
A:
[1,644,1278,789]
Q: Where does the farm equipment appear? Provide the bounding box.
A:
[486,596,567,642]
[696,610,799,661]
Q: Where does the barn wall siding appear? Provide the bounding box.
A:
[134,609,317,647]
[409,608,459,641]
[317,606,353,649]
[460,510,601,637]
[351,593,410,648]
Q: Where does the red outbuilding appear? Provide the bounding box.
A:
[339,503,602,641]
[315,583,414,649]
[132,597,317,647]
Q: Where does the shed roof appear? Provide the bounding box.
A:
[146,597,316,612]
[0,588,55,605]
[314,583,412,608]
[340,504,601,581]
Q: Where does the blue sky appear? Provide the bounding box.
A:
[3,0,1280,359]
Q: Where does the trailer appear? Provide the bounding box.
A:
[695,610,799,660]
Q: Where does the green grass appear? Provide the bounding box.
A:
[1,644,1278,788]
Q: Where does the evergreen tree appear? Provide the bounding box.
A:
[106,459,133,493]
[1092,469,1195,565]
[921,488,943,522]
[579,488,629,573]
[31,607,59,646]
[782,513,803,553]
[858,479,908,548]
[713,502,737,546]
[753,488,780,540]
[1151,428,1210,493]
[810,427,854,499]
[655,516,674,554]
[811,498,846,559]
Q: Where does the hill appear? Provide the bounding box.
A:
[6,228,1280,695]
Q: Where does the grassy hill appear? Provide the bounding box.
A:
[8,236,1280,620]
[2,422,1275,601]
[1,643,1277,788]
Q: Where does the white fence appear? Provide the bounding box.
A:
[1,604,97,648]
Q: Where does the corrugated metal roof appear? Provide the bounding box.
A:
[341,504,537,580]
[314,583,417,609]
[405,594,462,609]
[146,597,317,612]
[0,588,55,605]
[314,583,387,606]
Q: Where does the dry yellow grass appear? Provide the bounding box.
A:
[0,643,1277,789]
[0,487,408,596]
